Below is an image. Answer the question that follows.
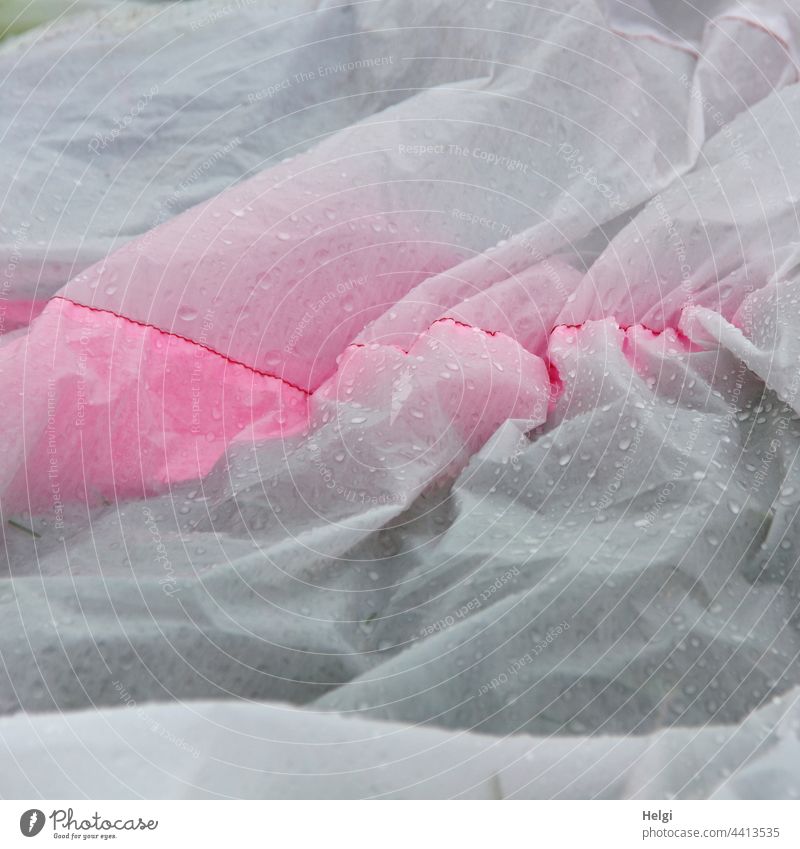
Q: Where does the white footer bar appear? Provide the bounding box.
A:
[1,800,797,848]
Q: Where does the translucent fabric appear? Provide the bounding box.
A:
[1,0,800,799]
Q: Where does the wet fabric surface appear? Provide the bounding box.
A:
[2,0,800,798]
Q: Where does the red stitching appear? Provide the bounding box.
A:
[611,27,699,58]
[52,296,311,397]
[432,316,501,337]
[53,296,691,399]
[710,15,800,82]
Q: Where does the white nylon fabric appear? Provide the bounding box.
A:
[2,0,800,799]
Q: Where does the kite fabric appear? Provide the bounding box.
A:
[2,0,800,799]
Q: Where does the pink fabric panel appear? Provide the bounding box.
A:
[0,298,309,512]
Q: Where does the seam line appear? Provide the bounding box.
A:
[52,296,312,397]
